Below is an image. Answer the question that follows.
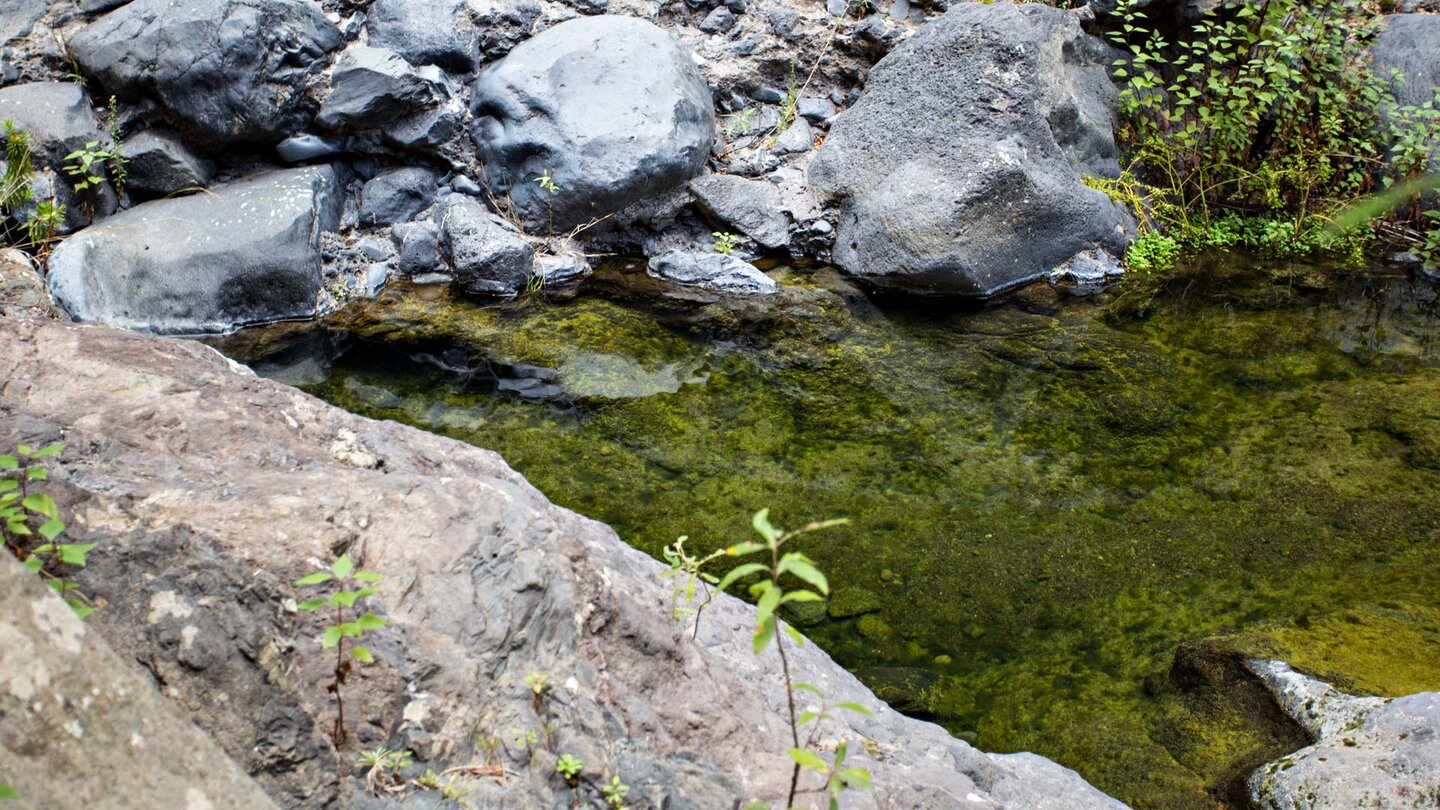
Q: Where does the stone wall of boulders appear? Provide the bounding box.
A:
[2,0,1144,332]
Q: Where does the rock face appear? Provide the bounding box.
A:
[1373,14,1440,109]
[0,314,1127,810]
[1248,660,1440,809]
[0,0,46,44]
[118,128,216,198]
[0,553,280,809]
[67,0,343,148]
[648,250,779,295]
[46,166,341,334]
[809,2,1132,297]
[439,196,534,297]
[471,15,715,230]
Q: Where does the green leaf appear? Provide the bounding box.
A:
[353,570,383,582]
[30,443,63,459]
[0,781,18,799]
[16,445,31,456]
[791,682,824,697]
[0,456,18,471]
[777,553,829,595]
[329,590,360,608]
[0,478,16,493]
[352,645,374,663]
[356,613,387,631]
[352,587,379,600]
[38,518,64,541]
[25,467,46,481]
[67,599,95,620]
[716,562,767,594]
[321,626,343,648]
[22,493,56,518]
[295,571,332,586]
[297,598,327,611]
[839,767,872,790]
[725,541,765,557]
[56,543,94,565]
[833,701,874,717]
[22,555,42,573]
[782,623,806,647]
[330,554,354,580]
[754,584,782,625]
[752,615,776,654]
[787,748,826,772]
[751,509,781,543]
[339,622,364,638]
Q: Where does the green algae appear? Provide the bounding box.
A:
[217,262,1440,809]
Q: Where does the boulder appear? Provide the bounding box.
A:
[647,250,778,294]
[46,165,341,334]
[0,314,1129,810]
[535,250,591,286]
[0,82,120,233]
[359,167,438,227]
[1373,14,1440,109]
[118,128,215,198]
[690,174,791,250]
[0,553,279,809]
[317,45,443,131]
[809,2,1132,297]
[1248,660,1440,809]
[439,196,534,297]
[366,0,539,74]
[67,0,342,148]
[0,0,45,45]
[471,15,715,231]
[392,219,441,274]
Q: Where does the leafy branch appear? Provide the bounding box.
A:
[296,553,386,745]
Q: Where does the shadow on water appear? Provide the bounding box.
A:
[212,257,1440,809]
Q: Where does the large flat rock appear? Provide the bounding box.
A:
[46,165,340,334]
[0,314,1126,810]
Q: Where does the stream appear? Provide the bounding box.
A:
[215,257,1440,809]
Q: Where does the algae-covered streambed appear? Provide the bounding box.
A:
[217,260,1440,809]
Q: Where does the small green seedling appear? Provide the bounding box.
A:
[296,553,385,744]
[601,775,629,809]
[555,753,583,785]
[712,231,741,255]
[356,747,411,794]
[534,169,559,195]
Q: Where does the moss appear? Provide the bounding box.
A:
[217,262,1440,810]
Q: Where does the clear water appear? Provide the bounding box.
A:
[216,260,1440,809]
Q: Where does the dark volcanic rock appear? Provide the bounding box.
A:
[690,173,791,250]
[359,167,438,227]
[67,0,343,148]
[809,2,1132,297]
[317,45,443,131]
[46,166,341,334]
[439,196,534,297]
[471,15,715,230]
[118,128,216,198]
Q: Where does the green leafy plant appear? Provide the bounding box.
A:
[356,746,412,794]
[2,444,97,618]
[664,510,873,808]
[524,670,551,714]
[63,141,114,193]
[533,168,560,235]
[555,753,583,785]
[660,535,724,638]
[712,231,741,255]
[23,201,66,262]
[601,774,629,809]
[103,96,126,197]
[0,781,16,800]
[722,107,757,138]
[1105,0,1438,269]
[296,553,386,744]
[511,727,539,748]
[1,121,35,215]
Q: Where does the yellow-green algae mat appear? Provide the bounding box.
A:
[216,261,1440,809]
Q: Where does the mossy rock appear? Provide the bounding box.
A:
[828,587,882,619]
[782,598,828,627]
[857,614,894,642]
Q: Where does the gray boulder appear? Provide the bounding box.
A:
[0,0,45,45]
[439,196,534,297]
[809,2,1132,297]
[360,167,438,227]
[0,315,1129,810]
[647,250,778,294]
[1248,660,1440,809]
[690,173,791,249]
[118,128,215,198]
[67,0,342,148]
[367,0,539,74]
[471,15,715,230]
[317,45,444,131]
[392,219,441,274]
[772,117,814,155]
[534,250,591,286]
[0,82,120,233]
[0,553,279,809]
[1373,14,1440,109]
[46,165,341,334]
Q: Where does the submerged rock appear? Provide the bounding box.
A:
[1248,660,1440,809]
[471,15,715,230]
[809,2,1132,297]
[647,250,778,295]
[68,0,342,147]
[46,165,341,334]
[0,314,1128,809]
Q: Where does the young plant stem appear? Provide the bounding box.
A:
[769,533,803,807]
[333,604,347,745]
